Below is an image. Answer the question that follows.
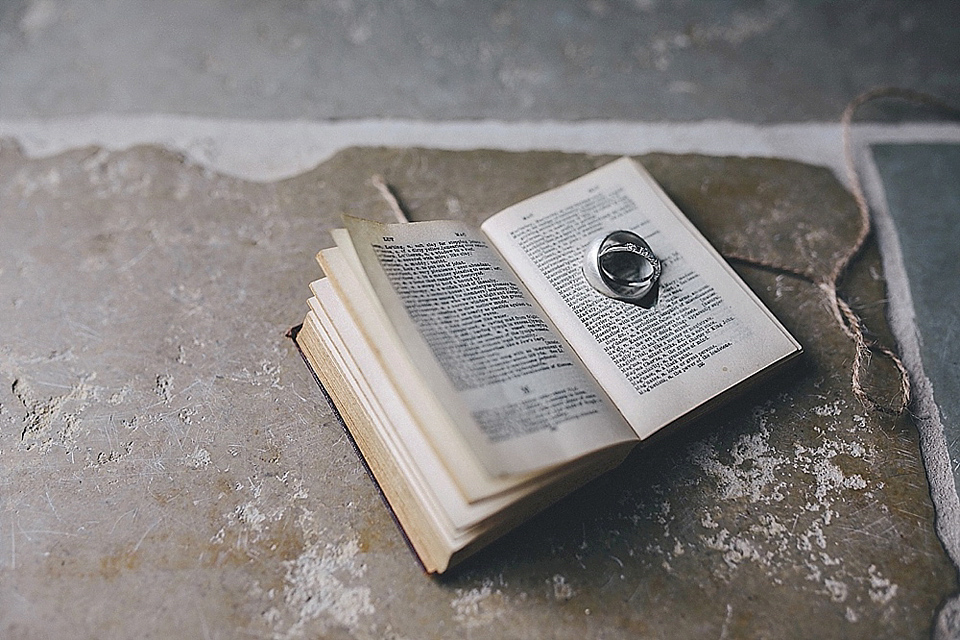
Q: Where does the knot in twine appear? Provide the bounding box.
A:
[728,87,957,414]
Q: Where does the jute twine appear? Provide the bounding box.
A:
[726,88,957,414]
[371,87,957,414]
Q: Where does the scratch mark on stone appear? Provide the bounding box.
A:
[719,603,733,640]
[132,519,161,553]
[119,245,154,272]
[44,490,62,522]
[109,508,139,535]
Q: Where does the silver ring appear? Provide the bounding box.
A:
[582,230,661,303]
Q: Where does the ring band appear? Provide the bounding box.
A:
[582,230,661,303]
[598,242,661,289]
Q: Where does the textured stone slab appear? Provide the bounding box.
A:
[872,143,960,498]
[0,143,954,639]
[2,1,959,123]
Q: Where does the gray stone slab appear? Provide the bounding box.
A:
[872,144,960,509]
[1,1,958,122]
[0,144,954,639]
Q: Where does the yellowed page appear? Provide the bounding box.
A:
[308,280,561,532]
[335,216,636,481]
[317,247,541,503]
[481,158,801,440]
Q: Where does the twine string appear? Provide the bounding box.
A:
[826,87,954,413]
[372,87,957,414]
[370,174,410,223]
[684,88,953,415]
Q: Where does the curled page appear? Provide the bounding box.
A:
[338,216,636,482]
[482,158,801,440]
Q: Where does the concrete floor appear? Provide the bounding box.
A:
[1,1,959,638]
[1,0,959,122]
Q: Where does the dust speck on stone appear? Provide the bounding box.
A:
[264,536,374,639]
[452,578,510,628]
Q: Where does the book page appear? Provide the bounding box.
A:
[318,246,539,503]
[337,216,636,480]
[307,282,528,531]
[308,282,629,535]
[482,158,801,439]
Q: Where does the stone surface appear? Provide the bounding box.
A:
[872,143,960,499]
[0,145,955,639]
[1,1,959,123]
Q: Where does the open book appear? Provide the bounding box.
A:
[295,158,801,573]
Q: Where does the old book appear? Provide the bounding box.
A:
[295,157,801,573]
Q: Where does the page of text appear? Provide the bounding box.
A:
[341,216,636,479]
[482,158,800,439]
